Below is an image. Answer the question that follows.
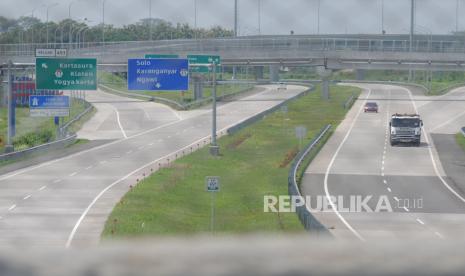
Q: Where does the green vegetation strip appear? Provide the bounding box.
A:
[102,85,361,238]
[98,71,253,108]
[0,100,89,152]
[457,133,465,153]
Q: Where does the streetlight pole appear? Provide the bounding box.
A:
[31,6,45,46]
[102,0,107,44]
[46,3,59,46]
[381,0,384,34]
[258,0,261,35]
[409,0,415,81]
[456,0,460,33]
[317,0,320,35]
[234,0,238,36]
[149,0,153,41]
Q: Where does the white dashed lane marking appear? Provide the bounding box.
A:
[416,218,425,225]
[39,186,47,191]
[8,205,16,211]
[23,195,31,200]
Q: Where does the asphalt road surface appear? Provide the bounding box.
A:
[0,85,306,248]
[302,83,465,241]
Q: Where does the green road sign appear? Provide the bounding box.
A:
[187,55,221,73]
[36,58,97,90]
[145,54,180,59]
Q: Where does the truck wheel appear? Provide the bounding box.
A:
[390,140,396,146]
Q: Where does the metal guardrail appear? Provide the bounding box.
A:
[227,85,314,135]
[0,134,77,163]
[288,125,332,233]
[338,79,429,93]
[60,104,94,136]
[3,36,465,57]
[343,93,357,109]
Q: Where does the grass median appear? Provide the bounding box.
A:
[102,84,361,238]
[98,71,253,106]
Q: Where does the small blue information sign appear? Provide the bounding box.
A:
[127,59,189,91]
[29,95,70,117]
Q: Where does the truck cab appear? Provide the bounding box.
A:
[389,114,423,147]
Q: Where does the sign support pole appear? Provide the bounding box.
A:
[210,62,220,156]
[210,192,215,234]
[6,60,14,153]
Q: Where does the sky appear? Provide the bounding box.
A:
[0,0,461,35]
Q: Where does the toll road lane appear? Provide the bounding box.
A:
[0,85,307,248]
[301,84,465,241]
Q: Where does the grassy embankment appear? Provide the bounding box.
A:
[102,84,361,239]
[98,72,253,106]
[280,68,465,96]
[0,100,89,152]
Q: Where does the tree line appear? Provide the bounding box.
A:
[0,16,234,44]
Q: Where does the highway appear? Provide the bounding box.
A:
[302,84,465,240]
[0,84,307,248]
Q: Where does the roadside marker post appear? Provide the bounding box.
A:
[206,176,220,233]
[295,126,307,150]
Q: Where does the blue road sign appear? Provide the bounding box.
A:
[29,95,70,109]
[29,95,70,117]
[127,59,189,91]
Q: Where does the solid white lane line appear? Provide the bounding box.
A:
[8,205,16,211]
[403,87,465,203]
[403,206,409,212]
[39,186,46,191]
[323,89,372,242]
[53,179,62,184]
[416,218,425,225]
[69,172,78,177]
[23,195,32,200]
[111,106,128,139]
[66,101,287,247]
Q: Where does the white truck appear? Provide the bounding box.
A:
[389,114,423,147]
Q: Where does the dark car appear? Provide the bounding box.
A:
[364,102,379,113]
